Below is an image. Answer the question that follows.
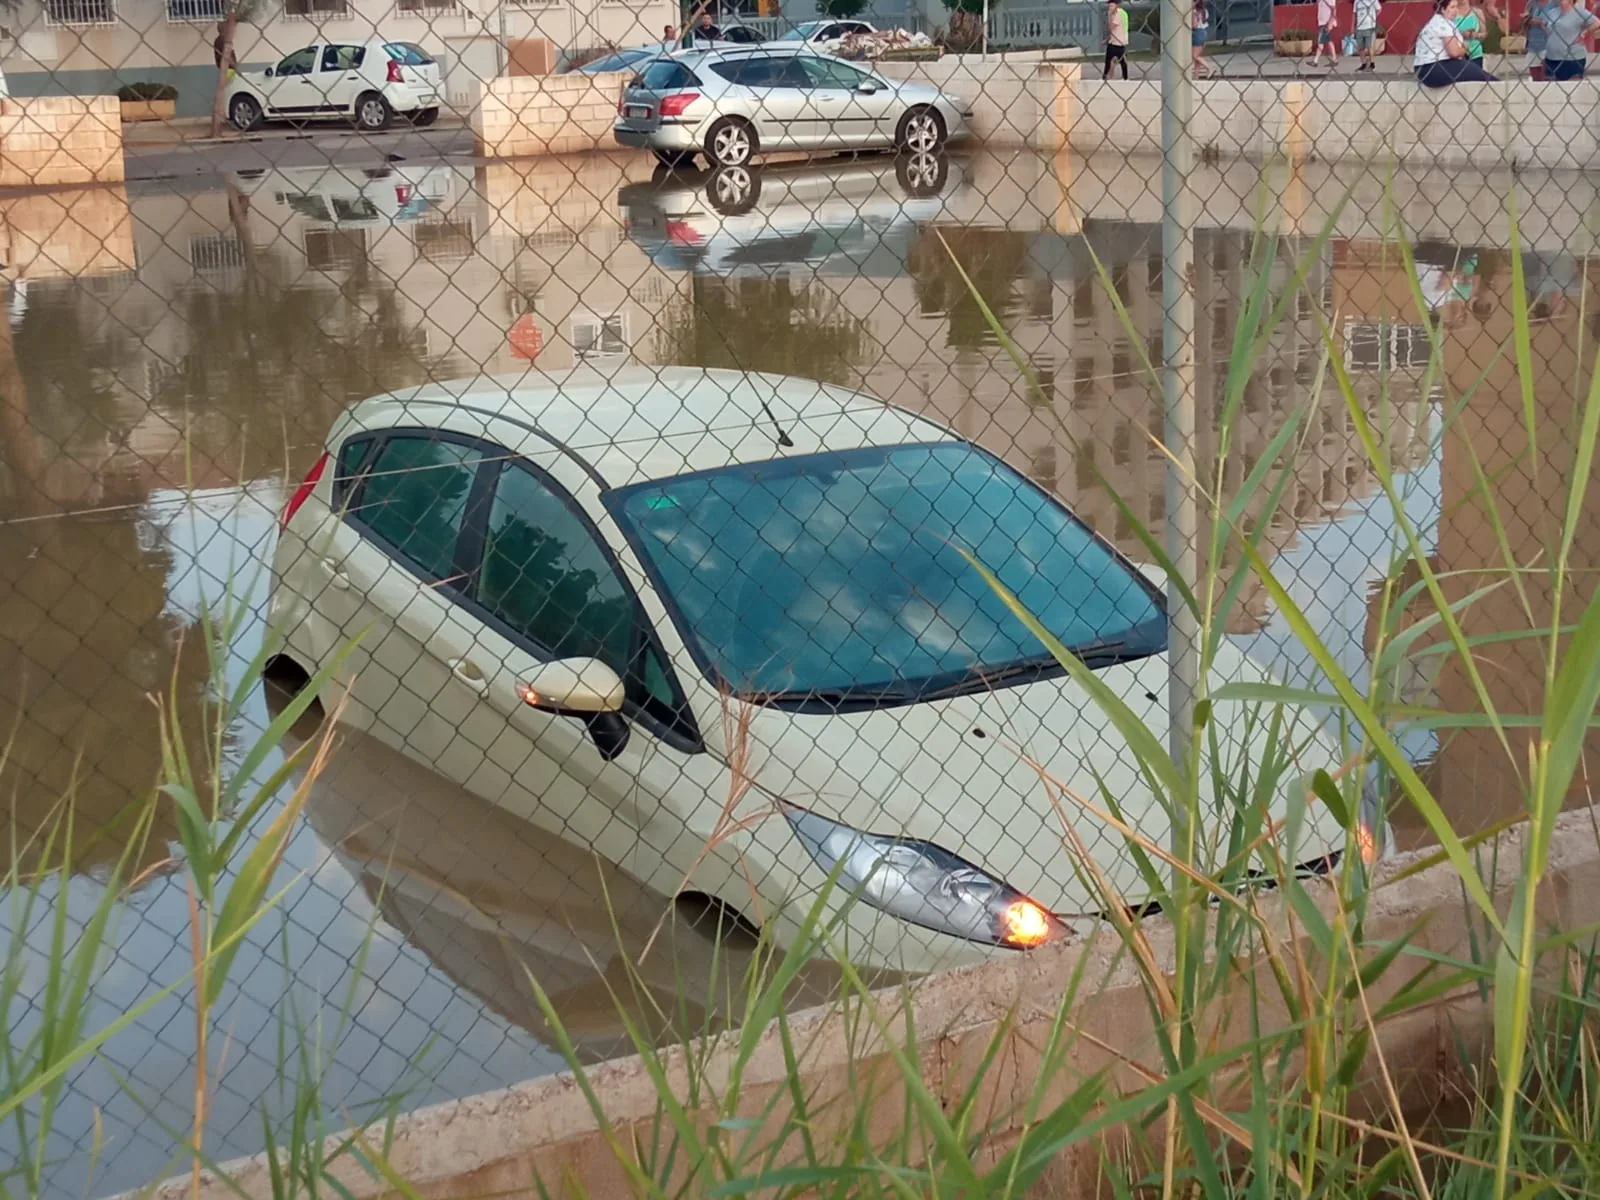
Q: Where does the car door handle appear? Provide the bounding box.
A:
[449,658,489,693]
[317,557,350,589]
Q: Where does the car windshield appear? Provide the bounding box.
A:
[613,442,1166,704]
[779,22,824,39]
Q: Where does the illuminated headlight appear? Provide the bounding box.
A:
[785,809,1063,949]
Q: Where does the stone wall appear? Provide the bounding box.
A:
[130,807,1600,1200]
[472,72,632,160]
[0,96,124,189]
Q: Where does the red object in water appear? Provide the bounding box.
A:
[509,314,544,361]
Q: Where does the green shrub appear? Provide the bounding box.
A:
[117,81,179,102]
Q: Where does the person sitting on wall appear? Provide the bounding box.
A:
[1413,0,1498,85]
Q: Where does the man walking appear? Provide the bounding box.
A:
[1310,0,1340,65]
[1353,0,1381,69]
[1104,0,1129,78]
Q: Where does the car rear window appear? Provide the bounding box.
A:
[636,60,699,89]
[384,42,435,66]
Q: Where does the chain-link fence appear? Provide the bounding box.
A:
[0,0,1592,1191]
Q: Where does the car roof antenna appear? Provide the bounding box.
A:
[757,392,795,448]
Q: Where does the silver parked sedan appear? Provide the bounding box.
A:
[613,45,971,168]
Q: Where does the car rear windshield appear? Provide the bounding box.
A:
[636,60,699,89]
[778,22,822,39]
[384,43,435,66]
[613,442,1166,701]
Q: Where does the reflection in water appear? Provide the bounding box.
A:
[0,150,1591,1196]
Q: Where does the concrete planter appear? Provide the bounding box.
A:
[119,98,176,123]
[1276,38,1314,54]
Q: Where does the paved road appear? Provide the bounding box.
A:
[123,121,475,184]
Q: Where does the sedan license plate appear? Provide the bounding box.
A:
[626,104,650,119]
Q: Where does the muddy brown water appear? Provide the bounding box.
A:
[0,148,1591,1196]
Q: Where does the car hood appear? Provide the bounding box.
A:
[739,643,1348,916]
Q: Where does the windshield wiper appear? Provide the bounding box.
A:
[913,655,1061,703]
[755,684,916,709]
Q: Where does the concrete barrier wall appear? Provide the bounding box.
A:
[0,96,124,189]
[472,72,631,160]
[1047,68,1600,170]
[142,807,1600,1200]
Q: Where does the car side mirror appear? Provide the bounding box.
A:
[518,656,625,714]
[519,657,630,760]
[264,66,274,76]
[856,80,879,93]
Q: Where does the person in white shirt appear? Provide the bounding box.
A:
[1414,0,1499,84]
[1353,0,1382,71]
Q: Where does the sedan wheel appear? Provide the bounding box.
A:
[706,118,756,167]
[898,108,945,154]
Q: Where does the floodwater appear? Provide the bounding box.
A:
[1,146,1595,1196]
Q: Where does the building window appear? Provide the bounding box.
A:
[398,0,456,10]
[283,0,351,19]
[414,217,475,264]
[305,227,369,272]
[46,0,115,25]
[189,234,245,273]
[1343,321,1432,372]
[168,0,224,20]
[572,313,627,361]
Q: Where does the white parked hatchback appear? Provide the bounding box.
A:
[267,367,1360,974]
[227,38,443,132]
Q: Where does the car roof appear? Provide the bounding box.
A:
[676,42,813,62]
[347,366,955,487]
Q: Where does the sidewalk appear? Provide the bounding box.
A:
[121,111,466,149]
[1121,44,1521,78]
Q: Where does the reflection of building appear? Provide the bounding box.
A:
[1371,250,1600,838]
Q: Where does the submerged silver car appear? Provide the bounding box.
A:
[613,44,971,168]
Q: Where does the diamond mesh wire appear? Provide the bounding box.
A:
[0,0,1582,1192]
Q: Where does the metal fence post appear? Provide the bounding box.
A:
[1159,0,1201,872]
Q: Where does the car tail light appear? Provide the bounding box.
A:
[618,91,627,114]
[658,92,700,117]
[387,58,404,83]
[281,452,328,532]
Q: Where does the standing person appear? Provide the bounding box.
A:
[1353,0,1382,69]
[1105,0,1130,78]
[1414,0,1498,82]
[663,23,678,46]
[692,11,722,43]
[1543,0,1600,79]
[1455,0,1489,60]
[1525,0,1559,76]
[1191,0,1213,76]
[1310,0,1341,65]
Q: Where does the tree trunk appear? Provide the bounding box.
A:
[208,9,238,139]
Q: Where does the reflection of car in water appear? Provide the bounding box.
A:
[617,155,959,276]
[232,163,462,227]
[266,365,1361,976]
[275,698,838,1062]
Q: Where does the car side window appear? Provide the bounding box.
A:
[320,44,364,71]
[475,463,686,720]
[331,434,375,508]
[347,434,482,582]
[477,463,636,674]
[277,47,317,76]
[799,56,868,89]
